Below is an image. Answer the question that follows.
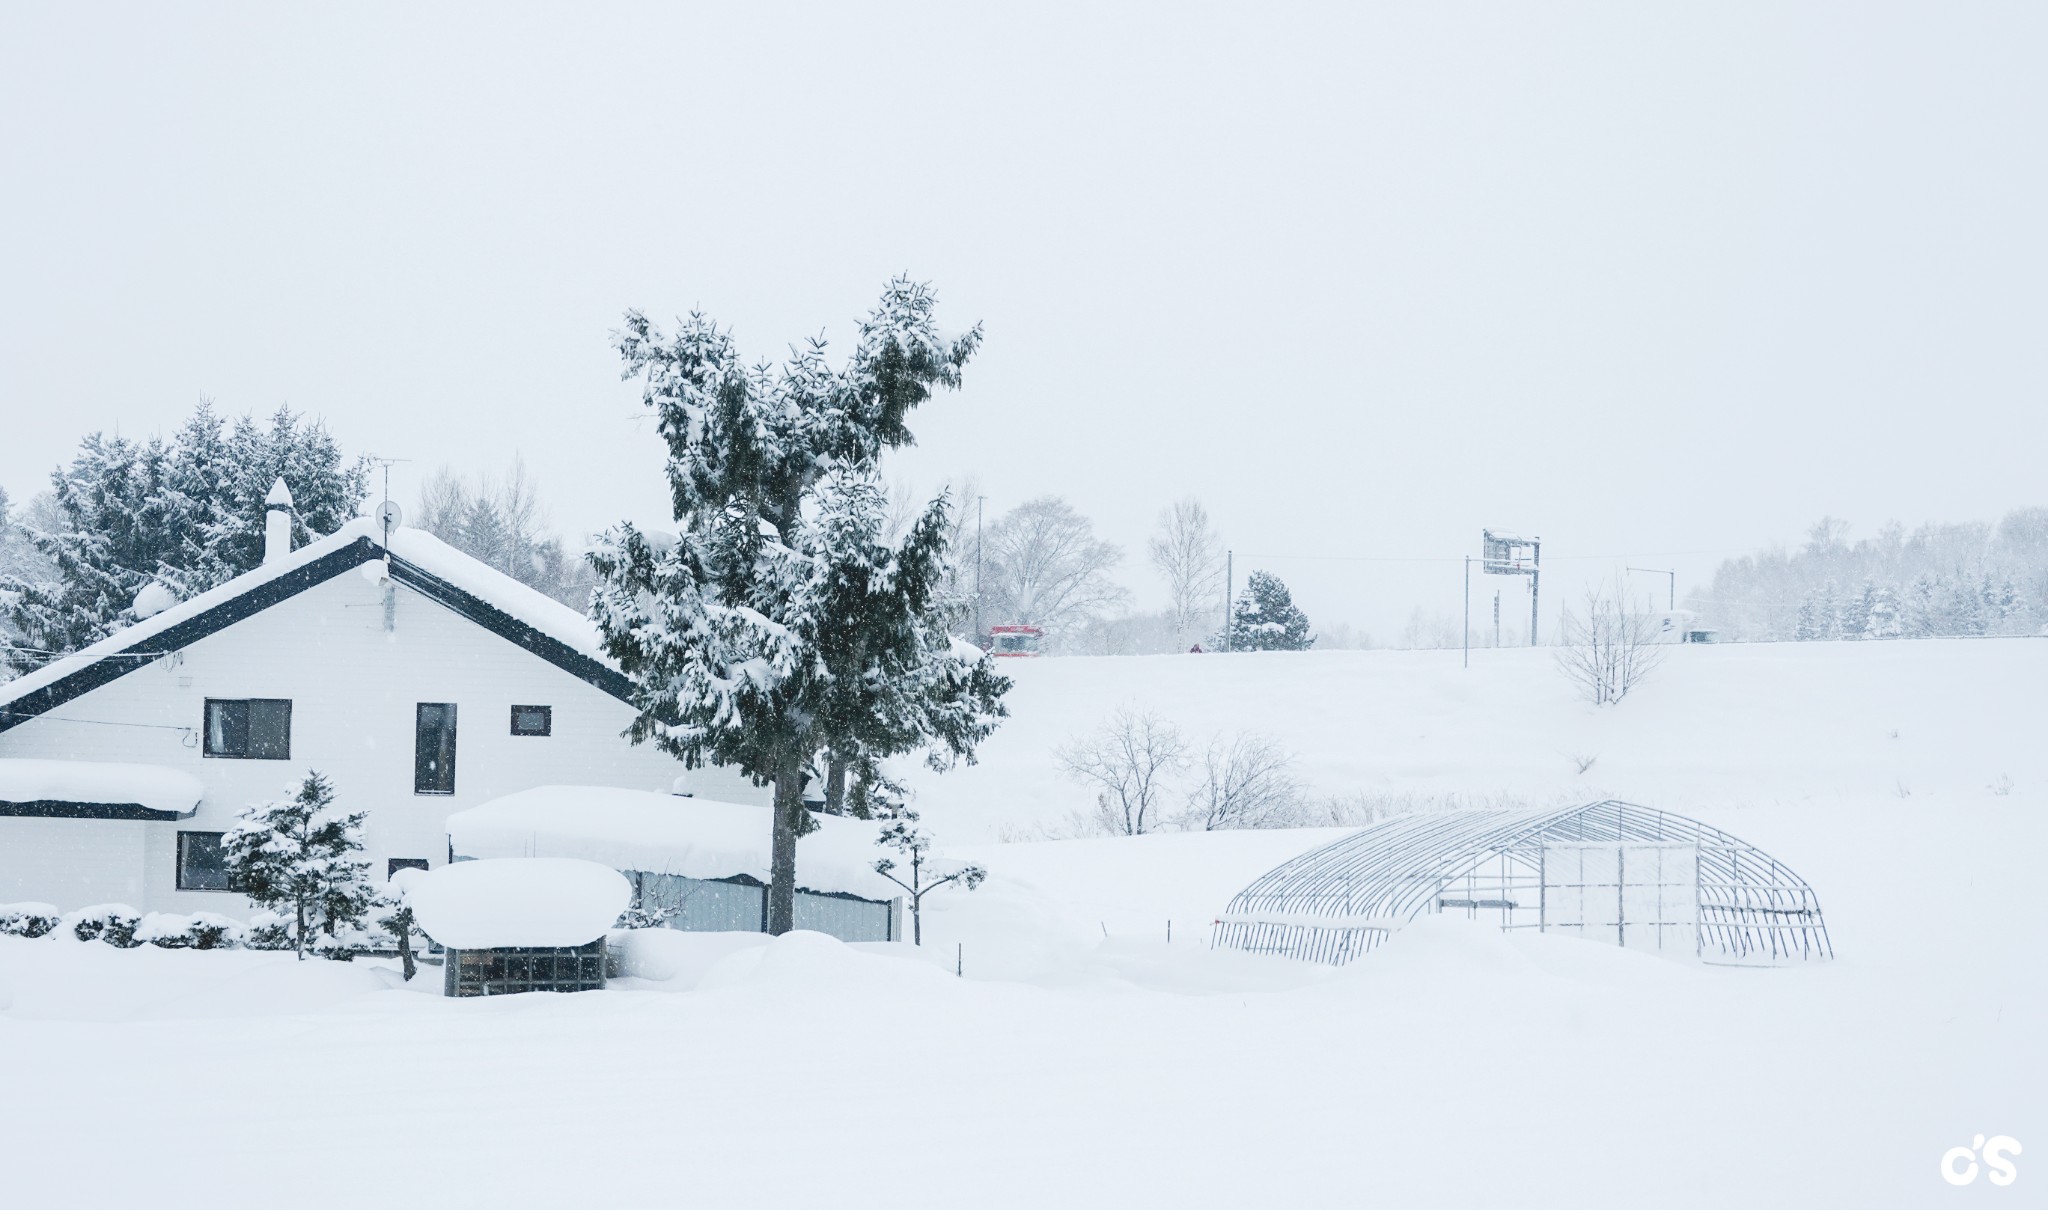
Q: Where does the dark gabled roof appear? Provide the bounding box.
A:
[0,528,631,735]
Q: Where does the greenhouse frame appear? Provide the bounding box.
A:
[1212,800,1831,966]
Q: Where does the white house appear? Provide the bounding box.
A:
[0,487,767,915]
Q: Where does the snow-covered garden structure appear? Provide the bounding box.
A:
[408,858,630,997]
[447,787,905,943]
[1212,801,1832,966]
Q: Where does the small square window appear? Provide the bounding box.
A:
[177,832,233,891]
[510,705,552,737]
[203,699,292,759]
[389,858,429,880]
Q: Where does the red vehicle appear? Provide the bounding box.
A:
[986,625,1043,657]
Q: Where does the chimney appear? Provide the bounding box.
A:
[263,478,294,564]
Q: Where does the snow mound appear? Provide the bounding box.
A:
[448,786,900,901]
[408,858,630,950]
[609,927,772,988]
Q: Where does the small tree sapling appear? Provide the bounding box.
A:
[223,772,375,960]
[873,813,985,946]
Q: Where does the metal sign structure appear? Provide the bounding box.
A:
[1480,529,1541,646]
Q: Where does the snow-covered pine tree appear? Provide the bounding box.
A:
[1,402,370,671]
[2,433,179,671]
[1227,570,1314,651]
[1794,593,1824,641]
[1841,582,1875,640]
[588,278,1010,935]
[222,772,374,961]
[1864,584,1903,639]
[1902,574,1942,638]
[157,404,372,598]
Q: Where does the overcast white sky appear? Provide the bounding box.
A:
[4,2,2044,638]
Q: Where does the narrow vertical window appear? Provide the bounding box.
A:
[415,703,457,794]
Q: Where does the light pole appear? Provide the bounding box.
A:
[974,495,985,644]
[1627,566,1676,611]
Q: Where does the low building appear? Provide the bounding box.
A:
[0,486,766,914]
[407,857,630,997]
[448,785,904,943]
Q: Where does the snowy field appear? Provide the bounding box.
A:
[2,639,2042,1208]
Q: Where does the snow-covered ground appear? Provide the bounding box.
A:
[1,640,2041,1208]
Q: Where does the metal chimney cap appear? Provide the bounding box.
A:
[265,477,294,508]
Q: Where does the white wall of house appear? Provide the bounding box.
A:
[0,818,147,907]
[0,564,768,914]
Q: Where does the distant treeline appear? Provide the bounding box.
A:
[1688,510,2048,642]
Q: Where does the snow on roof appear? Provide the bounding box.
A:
[0,519,611,712]
[408,858,631,950]
[379,525,606,659]
[0,759,203,817]
[448,786,900,902]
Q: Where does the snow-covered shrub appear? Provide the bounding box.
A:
[244,911,294,951]
[69,904,143,947]
[135,912,246,950]
[310,927,376,962]
[223,771,376,960]
[613,902,678,931]
[0,902,61,939]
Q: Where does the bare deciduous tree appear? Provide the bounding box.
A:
[981,496,1128,640]
[415,456,593,608]
[1179,732,1302,830]
[1555,576,1667,705]
[1059,708,1187,836]
[1148,497,1223,648]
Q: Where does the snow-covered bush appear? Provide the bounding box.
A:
[244,911,294,951]
[135,912,246,950]
[69,904,143,947]
[0,902,61,938]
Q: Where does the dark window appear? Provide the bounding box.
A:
[415,703,457,794]
[389,857,429,879]
[176,831,232,891]
[203,699,292,759]
[510,705,552,737]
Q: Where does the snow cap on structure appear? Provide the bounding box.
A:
[131,580,177,620]
[263,479,294,564]
[407,858,630,950]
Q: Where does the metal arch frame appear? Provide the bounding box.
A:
[1212,800,1832,967]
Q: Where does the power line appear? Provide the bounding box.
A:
[1242,549,1746,565]
[0,708,197,735]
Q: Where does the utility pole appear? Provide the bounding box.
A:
[1224,550,1233,652]
[1627,566,1676,611]
[1493,591,1501,648]
[974,495,985,644]
[1529,537,1542,646]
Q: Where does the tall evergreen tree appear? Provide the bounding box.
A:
[1,402,370,672]
[222,772,375,961]
[1228,570,1314,651]
[588,278,1010,935]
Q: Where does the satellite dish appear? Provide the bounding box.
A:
[376,500,404,532]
